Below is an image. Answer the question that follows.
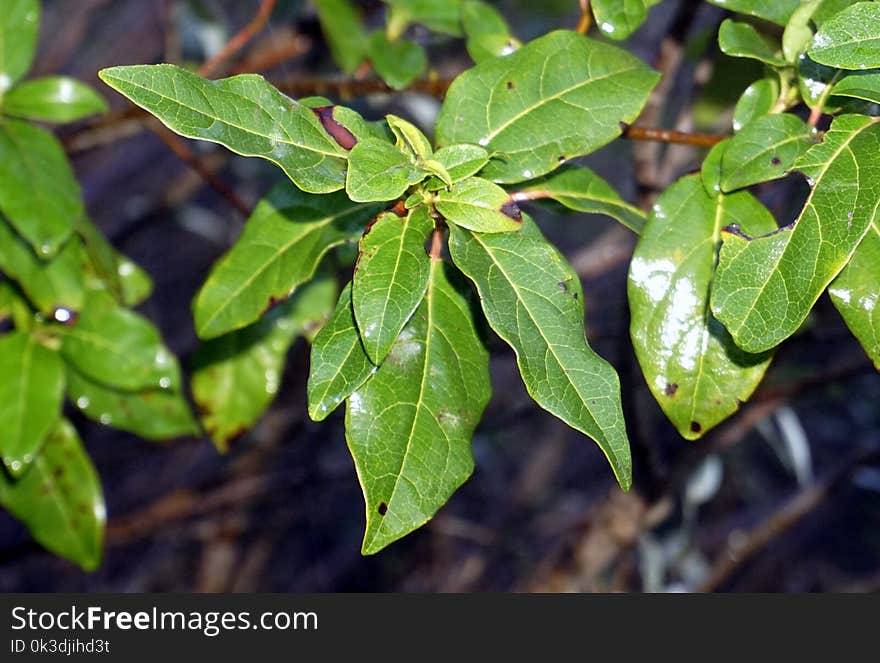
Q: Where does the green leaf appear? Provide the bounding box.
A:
[435,30,659,184]
[75,216,152,307]
[592,0,660,40]
[712,115,880,353]
[720,113,813,192]
[346,259,490,554]
[346,137,426,202]
[67,364,198,440]
[0,119,82,257]
[384,0,463,37]
[386,114,432,161]
[0,332,64,476]
[98,65,350,194]
[308,284,376,421]
[733,77,780,132]
[194,185,382,339]
[461,1,518,63]
[2,76,107,123]
[367,32,426,91]
[831,71,880,103]
[424,143,490,190]
[313,0,368,74]
[0,418,104,571]
[782,1,819,63]
[829,221,880,368]
[705,0,803,26]
[512,165,646,234]
[718,20,787,67]
[0,217,85,315]
[0,280,34,331]
[798,55,847,111]
[59,293,179,392]
[0,0,39,93]
[813,0,864,26]
[353,207,433,364]
[629,175,775,439]
[116,255,153,307]
[701,139,728,196]
[193,276,337,451]
[448,219,631,489]
[809,2,880,69]
[435,176,522,232]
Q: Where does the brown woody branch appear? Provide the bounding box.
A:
[198,0,278,77]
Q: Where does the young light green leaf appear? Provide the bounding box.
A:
[2,76,108,123]
[384,0,463,37]
[435,30,659,184]
[629,175,775,439]
[313,0,368,74]
[701,139,728,196]
[448,220,631,489]
[385,114,432,161]
[808,2,880,69]
[733,77,780,132]
[367,32,426,91]
[0,332,64,476]
[782,1,819,63]
[461,0,518,63]
[828,221,880,368]
[705,0,803,26]
[0,119,82,257]
[0,280,34,331]
[60,293,179,392]
[831,72,880,103]
[512,165,646,234]
[353,207,433,364]
[66,365,199,440]
[720,113,813,192]
[592,0,660,40]
[435,177,522,233]
[712,115,880,353]
[0,218,85,315]
[346,137,427,202]
[194,185,382,339]
[0,0,39,93]
[424,144,490,190]
[718,20,787,67]
[193,276,337,451]
[346,259,490,554]
[98,65,350,194]
[308,284,376,421]
[0,418,104,571]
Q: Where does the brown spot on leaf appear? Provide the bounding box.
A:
[558,155,566,163]
[690,421,702,434]
[665,383,678,396]
[377,502,388,516]
[312,106,358,150]
[506,81,515,90]
[390,200,407,217]
[771,156,781,166]
[500,199,522,222]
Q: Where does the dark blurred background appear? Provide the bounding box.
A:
[1,0,879,592]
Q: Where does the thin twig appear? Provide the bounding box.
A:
[621,123,726,148]
[576,0,593,35]
[199,0,278,77]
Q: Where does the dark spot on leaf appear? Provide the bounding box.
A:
[771,156,781,166]
[558,156,566,163]
[390,200,407,217]
[690,421,702,434]
[722,223,751,240]
[664,383,678,396]
[312,106,358,150]
[506,81,515,90]
[378,502,388,516]
[500,199,522,222]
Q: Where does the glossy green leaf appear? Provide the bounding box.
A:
[116,255,153,307]
[798,55,847,111]
[720,113,813,191]
[733,77,780,132]
[194,185,382,339]
[701,139,728,196]
[461,1,518,63]
[0,0,39,93]
[66,365,198,440]
[629,175,775,439]
[705,0,802,26]
[346,259,490,554]
[308,284,376,421]
[76,216,152,307]
[60,293,178,392]
[435,30,659,184]
[782,1,819,63]
[435,177,522,232]
[0,218,85,315]
[192,276,337,451]
[424,144,490,190]
[367,32,426,91]
[0,419,104,571]
[0,332,64,476]
[0,119,82,257]
[386,114,432,161]
[712,115,880,353]
[353,207,433,364]
[831,72,880,103]
[98,65,350,194]
[448,220,631,488]
[829,221,880,367]
[2,76,107,123]
[813,0,864,25]
[718,20,787,67]
[0,280,34,331]
[592,0,660,40]
[809,2,880,69]
[346,137,426,202]
[313,0,368,74]
[384,0,463,37]
[512,165,646,234]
